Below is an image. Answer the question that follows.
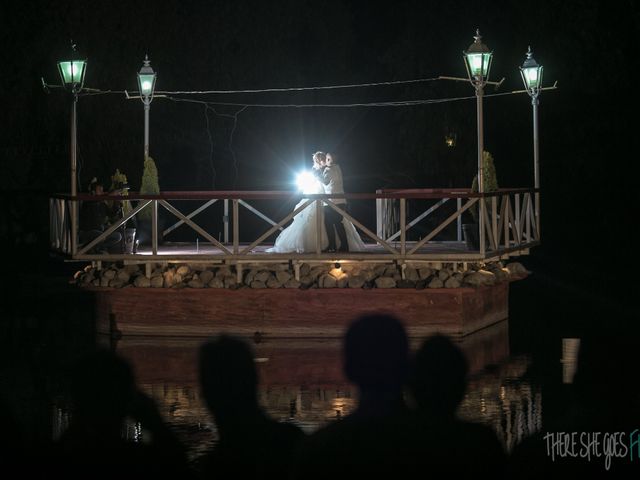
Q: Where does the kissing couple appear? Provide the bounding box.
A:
[268,151,365,254]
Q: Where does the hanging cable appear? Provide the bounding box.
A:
[164,89,535,109]
[155,76,442,95]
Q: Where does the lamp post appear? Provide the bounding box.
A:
[463,29,493,253]
[137,55,157,158]
[57,44,87,255]
[520,46,543,238]
[57,44,87,199]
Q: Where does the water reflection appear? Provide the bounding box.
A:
[52,319,542,461]
[561,338,580,384]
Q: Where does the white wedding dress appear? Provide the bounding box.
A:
[268,174,366,253]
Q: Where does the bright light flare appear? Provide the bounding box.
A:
[296,170,320,194]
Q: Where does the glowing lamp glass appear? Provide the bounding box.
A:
[57,59,86,87]
[465,52,491,77]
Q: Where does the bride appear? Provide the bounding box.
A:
[268,152,365,253]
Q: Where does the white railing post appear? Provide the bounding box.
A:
[65,200,71,253]
[233,199,239,254]
[224,199,229,244]
[376,190,383,239]
[479,194,486,256]
[151,199,158,255]
[491,195,498,250]
[525,193,532,243]
[400,198,406,255]
[316,199,322,255]
[457,197,462,242]
[71,198,77,256]
[515,194,521,244]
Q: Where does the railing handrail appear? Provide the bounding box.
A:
[52,187,538,202]
[50,187,541,261]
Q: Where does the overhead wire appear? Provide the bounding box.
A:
[164,89,530,109]
[155,76,442,95]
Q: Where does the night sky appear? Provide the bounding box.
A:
[1,0,638,318]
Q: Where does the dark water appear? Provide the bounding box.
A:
[47,323,541,462]
[0,258,629,467]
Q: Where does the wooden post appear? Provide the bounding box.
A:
[457,197,462,242]
[400,198,406,256]
[233,200,239,254]
[316,200,322,255]
[224,199,229,244]
[151,199,158,255]
[376,190,383,239]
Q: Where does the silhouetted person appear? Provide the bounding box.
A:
[197,335,304,480]
[409,334,506,477]
[53,349,191,479]
[508,328,640,478]
[293,314,414,479]
[78,179,121,252]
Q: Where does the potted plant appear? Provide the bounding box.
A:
[136,155,162,246]
[463,151,498,250]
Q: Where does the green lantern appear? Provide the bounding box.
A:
[57,44,86,93]
[520,46,543,93]
[464,29,493,81]
[137,55,157,101]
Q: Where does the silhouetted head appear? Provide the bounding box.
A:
[411,334,468,417]
[88,178,104,195]
[343,314,409,393]
[69,349,136,425]
[199,335,259,418]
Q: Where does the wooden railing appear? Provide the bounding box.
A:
[50,188,539,263]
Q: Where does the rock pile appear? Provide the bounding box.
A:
[73,261,529,290]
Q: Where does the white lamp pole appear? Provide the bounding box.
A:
[520,46,544,239]
[137,55,157,159]
[463,29,493,253]
[57,43,87,255]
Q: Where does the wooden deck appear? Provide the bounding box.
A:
[77,240,532,264]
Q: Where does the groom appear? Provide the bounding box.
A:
[315,151,349,253]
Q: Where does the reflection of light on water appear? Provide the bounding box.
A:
[52,406,70,441]
[459,355,541,453]
[561,338,580,384]
[124,421,143,443]
[330,391,356,421]
[49,329,542,462]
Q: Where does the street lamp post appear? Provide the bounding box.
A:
[463,29,493,253]
[137,55,157,158]
[520,46,543,239]
[57,44,87,255]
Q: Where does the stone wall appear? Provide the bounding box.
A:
[74,261,529,290]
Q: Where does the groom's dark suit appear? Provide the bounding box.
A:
[320,164,349,252]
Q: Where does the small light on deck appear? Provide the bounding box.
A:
[445,134,456,147]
